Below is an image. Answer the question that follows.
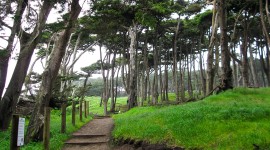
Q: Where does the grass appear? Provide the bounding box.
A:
[0,95,130,150]
[86,96,128,115]
[0,107,91,150]
[112,88,270,149]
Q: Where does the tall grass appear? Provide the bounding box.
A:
[113,88,270,149]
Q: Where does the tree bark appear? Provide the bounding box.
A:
[249,45,259,87]
[241,25,249,87]
[218,0,233,90]
[25,0,81,142]
[207,0,218,94]
[100,48,110,116]
[152,37,159,105]
[198,33,205,96]
[0,0,28,99]
[0,0,55,130]
[187,54,193,99]
[110,51,117,112]
[260,0,270,85]
[173,18,180,102]
[127,23,137,109]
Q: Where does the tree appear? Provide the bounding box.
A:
[26,0,81,142]
[0,0,56,130]
[218,0,233,90]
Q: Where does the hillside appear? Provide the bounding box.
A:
[113,88,270,149]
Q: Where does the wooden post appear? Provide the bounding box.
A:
[10,115,19,150]
[84,101,87,118]
[79,100,82,121]
[86,101,89,116]
[61,103,66,133]
[72,101,75,126]
[43,107,51,150]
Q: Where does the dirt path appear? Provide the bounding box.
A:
[62,117,134,150]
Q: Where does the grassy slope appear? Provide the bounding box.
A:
[0,108,91,150]
[113,88,270,149]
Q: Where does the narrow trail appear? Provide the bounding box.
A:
[62,116,134,150]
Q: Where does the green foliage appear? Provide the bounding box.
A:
[81,62,101,74]
[0,49,9,58]
[113,88,270,149]
[183,10,212,36]
[184,3,202,15]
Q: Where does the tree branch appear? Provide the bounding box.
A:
[0,20,12,30]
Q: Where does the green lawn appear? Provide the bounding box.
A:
[86,96,128,115]
[112,88,270,149]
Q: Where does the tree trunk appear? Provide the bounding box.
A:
[218,0,233,90]
[114,66,121,106]
[0,0,28,100]
[241,26,249,87]
[100,48,110,116]
[158,43,163,102]
[152,40,159,105]
[24,56,41,98]
[143,34,149,103]
[0,0,55,130]
[128,23,137,109]
[249,46,259,87]
[207,0,218,94]
[179,46,185,102]
[110,52,117,112]
[173,18,180,102]
[260,0,270,46]
[198,33,206,96]
[260,0,270,85]
[187,55,193,99]
[25,0,81,142]
[164,53,169,101]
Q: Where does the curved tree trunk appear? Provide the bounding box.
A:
[25,0,81,142]
[0,0,55,130]
[0,0,28,100]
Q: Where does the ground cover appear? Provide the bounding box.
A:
[113,88,270,149]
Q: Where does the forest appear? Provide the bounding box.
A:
[0,0,270,149]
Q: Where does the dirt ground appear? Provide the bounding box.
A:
[62,117,135,150]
